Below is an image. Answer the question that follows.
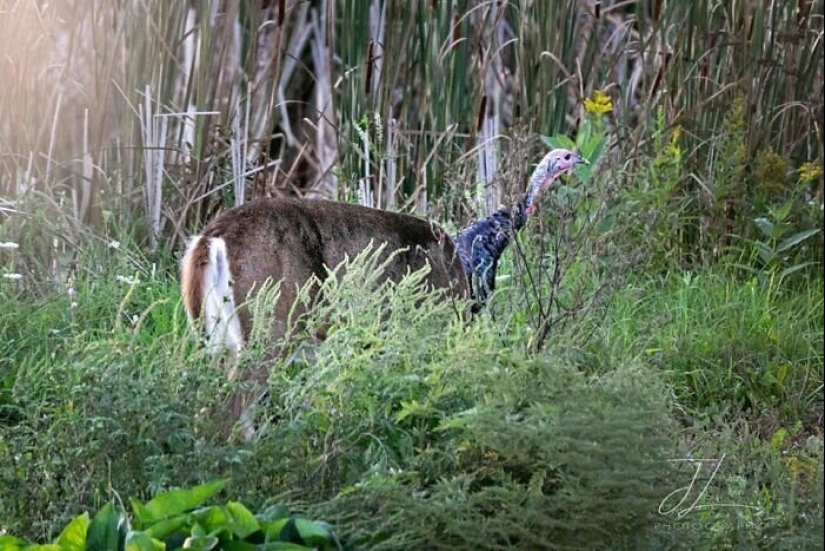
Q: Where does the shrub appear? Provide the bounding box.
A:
[0,479,341,550]
[225,249,681,550]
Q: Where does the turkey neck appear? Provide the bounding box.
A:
[450,194,530,309]
[457,192,532,248]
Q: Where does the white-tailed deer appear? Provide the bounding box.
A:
[181,147,586,437]
[181,197,469,352]
[180,197,470,436]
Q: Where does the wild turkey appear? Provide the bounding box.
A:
[454,148,587,308]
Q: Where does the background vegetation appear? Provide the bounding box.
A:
[1,0,823,549]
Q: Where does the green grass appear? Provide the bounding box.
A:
[584,271,824,424]
[1,241,822,549]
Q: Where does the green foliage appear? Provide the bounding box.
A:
[308,363,679,550]
[732,162,824,285]
[1,479,341,551]
[208,248,681,550]
[1,227,822,550]
[579,269,824,549]
[657,418,824,551]
[753,148,793,206]
[604,97,823,276]
[604,108,687,271]
[1,2,823,549]
[745,202,821,283]
[0,245,233,539]
[582,270,824,424]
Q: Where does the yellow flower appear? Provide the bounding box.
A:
[584,89,613,116]
[798,161,823,183]
[671,125,682,144]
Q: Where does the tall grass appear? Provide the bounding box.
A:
[1,0,820,283]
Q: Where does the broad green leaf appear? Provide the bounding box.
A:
[596,213,615,233]
[585,135,607,163]
[754,217,775,238]
[256,544,313,551]
[574,164,592,182]
[577,119,592,148]
[577,136,595,158]
[256,505,291,523]
[220,541,259,551]
[770,199,795,223]
[143,514,190,540]
[130,498,151,529]
[181,536,219,550]
[731,262,759,276]
[780,262,819,279]
[755,242,774,264]
[273,518,304,544]
[775,364,789,386]
[263,519,291,542]
[293,519,333,546]
[225,502,261,539]
[0,535,30,548]
[56,512,90,551]
[306,521,342,550]
[542,134,576,150]
[18,545,61,550]
[776,228,820,252]
[124,531,159,551]
[87,501,123,551]
[192,506,229,536]
[771,428,789,452]
[142,479,229,525]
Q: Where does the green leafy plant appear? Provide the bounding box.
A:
[0,479,341,551]
[729,188,822,287]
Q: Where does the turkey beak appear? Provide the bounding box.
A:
[572,150,589,166]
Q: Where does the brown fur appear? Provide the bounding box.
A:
[183,197,470,343]
[181,197,471,437]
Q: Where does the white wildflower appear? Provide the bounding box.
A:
[108,240,121,250]
[0,242,19,249]
[116,274,139,285]
[2,273,22,280]
[70,302,78,309]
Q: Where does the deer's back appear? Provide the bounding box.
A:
[199,197,469,338]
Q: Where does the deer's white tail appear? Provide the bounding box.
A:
[181,235,245,355]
